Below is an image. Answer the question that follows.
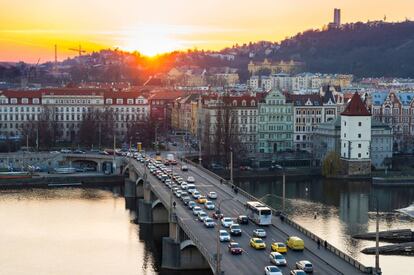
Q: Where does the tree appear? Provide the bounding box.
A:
[321,151,342,177]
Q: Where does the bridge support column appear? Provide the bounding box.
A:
[124,179,136,198]
[137,199,152,223]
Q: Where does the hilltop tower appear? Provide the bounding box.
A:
[340,92,371,176]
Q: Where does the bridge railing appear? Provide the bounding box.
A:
[176,216,217,270]
[182,157,373,274]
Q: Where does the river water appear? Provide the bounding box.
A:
[235,177,414,275]
[0,188,159,275]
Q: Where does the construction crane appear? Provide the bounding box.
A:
[68,44,86,57]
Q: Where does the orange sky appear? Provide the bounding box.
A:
[1,0,413,63]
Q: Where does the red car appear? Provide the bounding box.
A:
[228,242,243,255]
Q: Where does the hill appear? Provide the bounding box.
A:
[223,20,414,78]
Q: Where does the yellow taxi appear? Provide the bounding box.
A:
[271,242,287,253]
[197,196,207,204]
[249,238,266,250]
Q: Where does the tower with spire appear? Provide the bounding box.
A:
[340,92,371,175]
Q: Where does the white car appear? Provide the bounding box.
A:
[187,176,195,183]
[264,266,283,275]
[203,217,215,228]
[221,217,233,228]
[197,211,208,222]
[181,183,188,190]
[192,190,201,199]
[219,230,230,242]
[192,206,202,216]
[269,252,287,266]
[207,191,217,199]
[253,228,267,238]
[187,184,196,193]
[204,201,215,210]
[296,260,313,273]
[181,165,188,171]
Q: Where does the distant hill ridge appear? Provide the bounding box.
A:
[223,21,414,78]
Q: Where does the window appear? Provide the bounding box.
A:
[22,98,28,104]
[358,153,361,158]
[127,99,134,105]
[116,98,123,104]
[358,143,361,148]
[106,98,113,104]
[10,98,17,104]
[358,133,361,138]
[358,122,362,126]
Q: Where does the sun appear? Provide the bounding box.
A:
[120,25,183,56]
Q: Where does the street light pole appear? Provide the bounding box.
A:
[375,196,381,275]
[230,148,233,185]
[282,169,286,213]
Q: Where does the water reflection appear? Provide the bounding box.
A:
[235,177,414,275]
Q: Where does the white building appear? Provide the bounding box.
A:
[0,89,149,142]
[340,92,372,175]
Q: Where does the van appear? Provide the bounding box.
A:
[286,236,304,251]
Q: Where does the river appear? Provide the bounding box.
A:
[0,188,211,275]
[235,177,414,275]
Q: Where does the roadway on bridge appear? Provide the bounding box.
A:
[132,157,363,275]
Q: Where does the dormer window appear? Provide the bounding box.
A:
[10,98,17,104]
[127,99,134,105]
[116,98,123,104]
[232,100,237,106]
[106,98,113,104]
[251,100,255,106]
[22,98,29,104]
[242,100,246,106]
[33,98,39,104]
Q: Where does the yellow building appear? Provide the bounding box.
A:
[248,59,304,75]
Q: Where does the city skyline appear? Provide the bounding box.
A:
[1,0,414,62]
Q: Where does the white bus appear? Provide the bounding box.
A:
[245,201,272,225]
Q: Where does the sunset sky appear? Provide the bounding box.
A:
[1,0,413,63]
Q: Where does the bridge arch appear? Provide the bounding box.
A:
[151,199,163,209]
[180,239,196,250]
[152,198,169,224]
[71,159,99,171]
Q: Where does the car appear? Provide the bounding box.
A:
[181,183,188,190]
[212,210,224,220]
[229,224,242,236]
[228,242,243,255]
[188,201,196,209]
[290,270,307,275]
[197,196,207,204]
[204,201,215,210]
[269,252,287,266]
[175,190,183,198]
[182,196,191,205]
[296,260,313,273]
[192,191,201,200]
[187,184,196,193]
[203,217,215,228]
[249,238,266,249]
[170,160,177,165]
[219,230,230,242]
[197,211,208,222]
[192,206,202,216]
[221,217,233,228]
[187,176,195,183]
[286,236,305,251]
[253,228,267,238]
[239,165,252,171]
[181,165,188,171]
[207,191,217,199]
[271,242,287,253]
[237,215,248,224]
[60,149,71,153]
[264,266,283,275]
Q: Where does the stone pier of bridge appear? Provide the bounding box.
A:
[123,165,210,271]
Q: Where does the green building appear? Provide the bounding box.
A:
[257,88,293,154]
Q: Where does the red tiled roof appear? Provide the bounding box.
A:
[148,89,186,100]
[341,92,371,116]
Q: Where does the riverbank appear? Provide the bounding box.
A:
[0,173,124,188]
[213,167,321,180]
